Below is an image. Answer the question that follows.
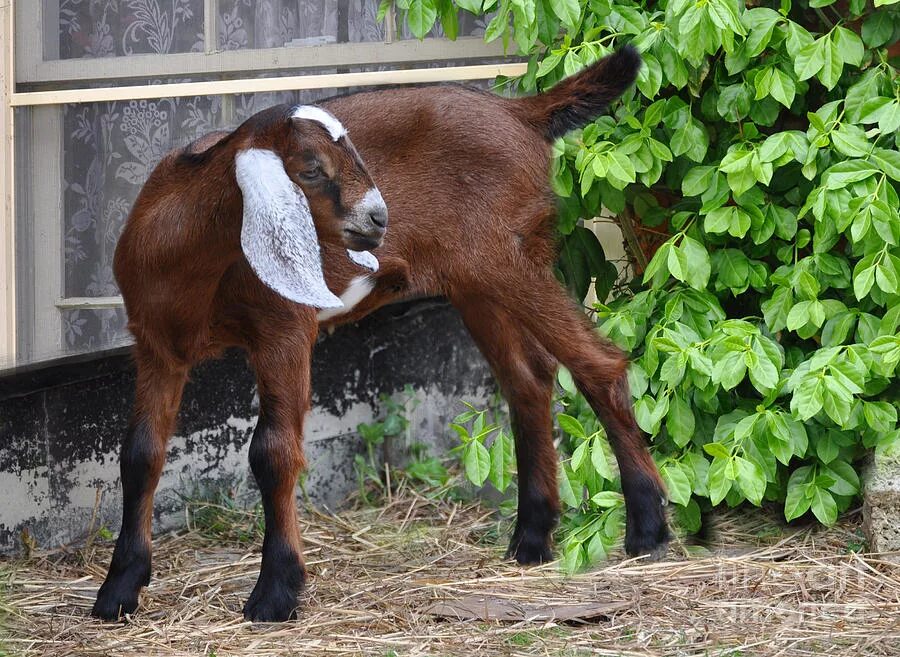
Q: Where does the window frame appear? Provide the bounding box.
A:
[1,0,526,368]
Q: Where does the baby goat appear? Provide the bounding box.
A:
[94,46,668,623]
[93,103,387,622]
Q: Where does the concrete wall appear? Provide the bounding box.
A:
[0,299,494,553]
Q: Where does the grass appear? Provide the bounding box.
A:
[0,485,899,657]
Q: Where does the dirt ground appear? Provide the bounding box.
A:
[1,485,899,657]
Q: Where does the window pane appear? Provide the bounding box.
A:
[59,0,206,58]
[217,0,383,49]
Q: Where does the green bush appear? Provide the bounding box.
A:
[392,0,900,570]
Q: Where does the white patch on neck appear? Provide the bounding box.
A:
[347,249,379,272]
[291,105,347,141]
[317,275,374,322]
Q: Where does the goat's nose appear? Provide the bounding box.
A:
[369,207,388,229]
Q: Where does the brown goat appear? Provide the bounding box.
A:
[94,46,668,623]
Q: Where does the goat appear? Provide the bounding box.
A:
[92,103,388,622]
[93,45,668,623]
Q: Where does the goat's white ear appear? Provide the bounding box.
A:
[347,249,379,272]
[235,148,342,309]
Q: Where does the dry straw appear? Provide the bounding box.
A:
[1,486,899,657]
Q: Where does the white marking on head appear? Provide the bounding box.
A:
[361,187,385,209]
[291,105,347,142]
[317,275,375,322]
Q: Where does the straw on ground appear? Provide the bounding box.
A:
[1,486,899,657]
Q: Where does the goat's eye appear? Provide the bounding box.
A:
[298,165,323,180]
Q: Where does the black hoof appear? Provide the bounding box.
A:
[91,578,142,620]
[506,524,554,565]
[623,474,671,558]
[91,551,150,621]
[243,580,302,622]
[243,559,306,622]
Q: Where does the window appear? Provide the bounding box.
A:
[0,1,524,370]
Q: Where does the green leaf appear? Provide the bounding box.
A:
[816,431,840,464]
[558,413,587,439]
[679,235,711,290]
[483,3,509,42]
[862,11,895,47]
[703,442,732,459]
[822,311,856,347]
[536,51,563,78]
[810,486,838,525]
[794,38,825,81]
[823,459,861,496]
[548,0,580,29]
[559,464,581,508]
[818,36,845,90]
[671,120,709,162]
[572,439,592,474]
[831,125,871,158]
[406,0,438,38]
[823,160,878,189]
[832,26,864,68]
[590,435,614,480]
[661,463,692,506]
[767,68,796,108]
[559,225,614,302]
[683,166,716,197]
[667,394,696,447]
[591,491,624,508]
[853,254,877,300]
[864,401,898,433]
[873,148,900,182]
[785,467,814,521]
[488,431,514,492]
[792,376,824,421]
[708,457,734,505]
[762,286,794,332]
[462,439,491,487]
[712,349,747,390]
[735,456,766,505]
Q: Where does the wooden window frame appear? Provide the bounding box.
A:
[3,0,526,366]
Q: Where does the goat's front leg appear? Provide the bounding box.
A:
[243,331,314,622]
[92,354,187,620]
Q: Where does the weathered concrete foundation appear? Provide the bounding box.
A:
[862,455,900,553]
[0,299,494,553]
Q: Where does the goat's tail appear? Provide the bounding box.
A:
[517,45,642,141]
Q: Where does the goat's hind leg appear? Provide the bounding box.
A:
[242,325,315,622]
[454,299,560,564]
[92,351,188,620]
[496,276,670,557]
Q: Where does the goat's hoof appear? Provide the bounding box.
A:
[624,479,671,559]
[91,583,140,621]
[506,527,554,565]
[243,585,300,622]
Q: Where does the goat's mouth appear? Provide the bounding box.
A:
[343,228,384,251]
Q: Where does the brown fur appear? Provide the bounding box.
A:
[94,47,668,624]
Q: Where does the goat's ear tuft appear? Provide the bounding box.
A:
[234,148,343,309]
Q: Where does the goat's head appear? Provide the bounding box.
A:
[234,105,387,309]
